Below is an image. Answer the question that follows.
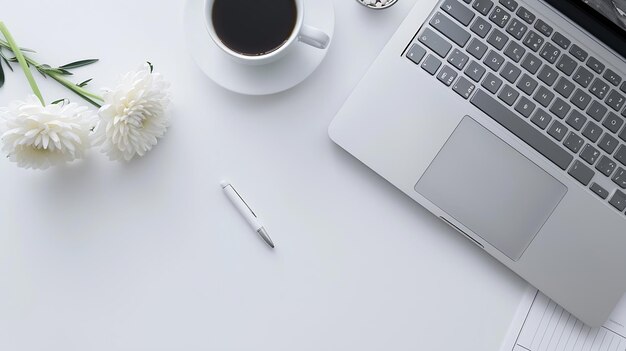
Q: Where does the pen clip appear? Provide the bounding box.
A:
[230,186,257,218]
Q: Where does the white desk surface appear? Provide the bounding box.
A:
[0,0,528,350]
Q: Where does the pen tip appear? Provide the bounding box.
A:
[257,228,275,249]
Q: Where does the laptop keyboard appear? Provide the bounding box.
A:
[405,0,626,216]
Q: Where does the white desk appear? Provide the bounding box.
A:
[0,0,528,349]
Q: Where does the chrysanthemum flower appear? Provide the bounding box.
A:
[0,95,95,170]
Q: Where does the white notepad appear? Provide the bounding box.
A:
[500,289,626,351]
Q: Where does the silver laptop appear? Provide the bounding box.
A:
[329,0,626,327]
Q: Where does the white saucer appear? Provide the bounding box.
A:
[184,0,335,95]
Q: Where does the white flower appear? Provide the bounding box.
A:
[0,96,95,170]
[93,63,170,162]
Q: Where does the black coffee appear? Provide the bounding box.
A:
[212,0,297,56]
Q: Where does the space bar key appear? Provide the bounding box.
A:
[470,89,573,170]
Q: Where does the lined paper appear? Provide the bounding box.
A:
[503,291,626,351]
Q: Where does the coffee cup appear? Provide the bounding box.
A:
[204,0,330,65]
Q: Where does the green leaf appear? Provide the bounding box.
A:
[77,78,92,87]
[0,57,5,88]
[147,61,154,73]
[50,98,66,105]
[0,51,13,72]
[55,68,73,75]
[59,59,98,70]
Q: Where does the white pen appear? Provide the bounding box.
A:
[221,181,275,249]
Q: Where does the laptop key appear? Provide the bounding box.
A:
[499,0,518,12]
[555,54,577,76]
[599,134,619,154]
[565,110,587,131]
[407,44,427,65]
[568,160,595,186]
[548,121,568,141]
[551,32,571,50]
[554,77,575,98]
[573,67,593,88]
[582,122,603,143]
[586,56,605,74]
[563,132,585,153]
[533,86,554,107]
[589,78,610,100]
[590,183,609,199]
[489,6,511,28]
[419,28,452,58]
[534,19,553,37]
[580,144,601,165]
[515,96,536,117]
[605,90,625,112]
[482,72,503,93]
[464,61,486,82]
[570,88,592,110]
[523,30,544,52]
[503,41,525,62]
[517,73,538,95]
[466,38,488,59]
[539,42,560,64]
[516,6,535,24]
[596,155,617,177]
[472,0,494,16]
[586,100,608,122]
[452,76,476,99]
[609,190,626,211]
[613,168,626,189]
[431,12,471,47]
[441,0,475,26]
[531,109,552,129]
[537,65,558,86]
[603,69,622,86]
[603,113,624,134]
[569,44,588,62]
[470,17,492,38]
[521,52,542,74]
[437,65,458,86]
[621,126,626,142]
[421,54,442,75]
[470,89,573,170]
[615,145,626,166]
[621,81,626,94]
[549,98,570,119]
[498,84,520,105]
[484,50,504,71]
[448,48,470,70]
[500,62,521,83]
[506,18,528,40]
[487,29,509,50]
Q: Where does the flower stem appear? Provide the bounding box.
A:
[47,73,102,108]
[0,22,45,106]
[0,36,104,108]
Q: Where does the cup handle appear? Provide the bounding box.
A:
[298,24,330,49]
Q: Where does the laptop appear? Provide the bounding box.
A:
[329,0,626,327]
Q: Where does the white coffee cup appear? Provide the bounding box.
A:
[204,0,330,65]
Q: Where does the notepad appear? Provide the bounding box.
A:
[500,289,626,351]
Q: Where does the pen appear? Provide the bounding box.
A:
[221,181,275,249]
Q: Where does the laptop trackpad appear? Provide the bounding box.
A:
[415,117,567,261]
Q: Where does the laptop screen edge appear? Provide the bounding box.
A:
[542,0,626,59]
